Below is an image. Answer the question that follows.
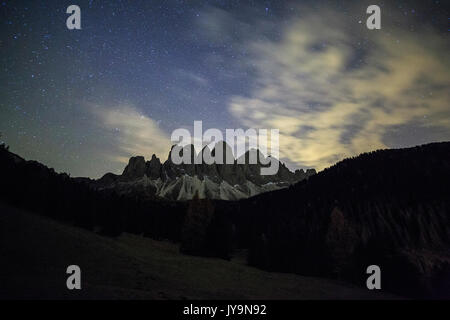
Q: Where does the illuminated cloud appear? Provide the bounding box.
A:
[228,8,450,170]
[92,104,171,165]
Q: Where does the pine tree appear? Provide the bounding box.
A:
[180,192,214,255]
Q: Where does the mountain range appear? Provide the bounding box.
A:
[92,141,316,200]
[0,141,448,298]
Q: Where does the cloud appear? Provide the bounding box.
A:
[92,104,171,164]
[175,69,209,86]
[227,6,450,170]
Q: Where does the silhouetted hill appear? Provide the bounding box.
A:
[0,142,449,298]
[235,142,450,298]
[0,146,186,241]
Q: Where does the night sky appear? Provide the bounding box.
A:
[1,0,449,178]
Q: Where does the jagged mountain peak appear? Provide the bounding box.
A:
[210,140,235,163]
[122,155,146,179]
[95,142,316,200]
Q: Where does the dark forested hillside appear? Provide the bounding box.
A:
[235,142,450,298]
[1,142,449,298]
[0,146,187,241]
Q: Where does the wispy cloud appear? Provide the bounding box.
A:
[227,7,450,170]
[92,104,171,164]
[175,69,209,87]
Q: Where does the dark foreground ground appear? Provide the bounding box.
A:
[0,202,399,300]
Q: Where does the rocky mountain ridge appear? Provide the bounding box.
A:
[94,141,316,200]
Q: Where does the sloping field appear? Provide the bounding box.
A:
[0,203,398,299]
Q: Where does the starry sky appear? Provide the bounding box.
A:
[1,0,449,178]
